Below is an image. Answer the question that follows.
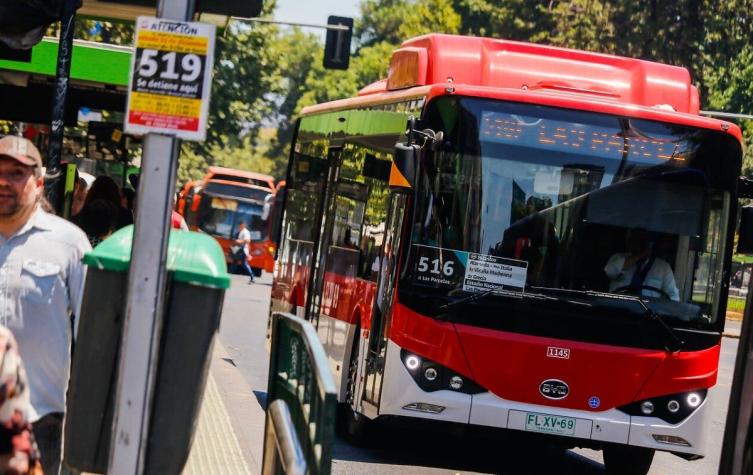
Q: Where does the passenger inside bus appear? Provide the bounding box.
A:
[604,228,680,301]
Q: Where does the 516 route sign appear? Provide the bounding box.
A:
[125,17,216,141]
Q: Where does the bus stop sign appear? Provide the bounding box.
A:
[124,17,215,141]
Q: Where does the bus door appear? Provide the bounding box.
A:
[361,192,408,411]
[304,147,342,327]
[309,178,370,384]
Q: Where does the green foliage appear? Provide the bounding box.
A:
[178,135,276,185]
[728,296,746,313]
[177,144,211,185]
[548,0,614,51]
[359,0,460,47]
[453,0,551,40]
[204,19,281,152]
[263,28,321,168]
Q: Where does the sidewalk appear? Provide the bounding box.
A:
[724,318,742,339]
[182,339,266,474]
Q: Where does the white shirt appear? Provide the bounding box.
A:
[237,227,251,255]
[604,253,680,301]
[0,208,90,420]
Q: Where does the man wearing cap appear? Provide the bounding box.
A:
[0,135,91,474]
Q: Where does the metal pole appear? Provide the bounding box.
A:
[108,1,195,474]
[45,0,78,215]
[720,268,753,474]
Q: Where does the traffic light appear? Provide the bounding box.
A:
[323,16,353,70]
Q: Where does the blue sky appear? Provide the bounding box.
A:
[274,0,361,40]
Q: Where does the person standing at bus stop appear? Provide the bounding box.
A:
[0,136,91,474]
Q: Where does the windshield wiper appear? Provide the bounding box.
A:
[435,285,684,352]
[437,285,543,312]
[434,285,563,321]
[633,297,685,352]
[530,287,685,352]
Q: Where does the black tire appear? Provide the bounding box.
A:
[341,330,371,446]
[603,444,655,475]
[252,267,262,277]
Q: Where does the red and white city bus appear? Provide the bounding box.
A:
[269,34,743,473]
[178,166,277,275]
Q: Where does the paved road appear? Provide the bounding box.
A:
[217,274,739,474]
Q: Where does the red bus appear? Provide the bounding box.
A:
[269,34,743,473]
[179,166,277,275]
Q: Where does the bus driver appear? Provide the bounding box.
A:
[604,228,680,301]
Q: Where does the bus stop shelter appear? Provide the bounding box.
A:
[0,37,130,125]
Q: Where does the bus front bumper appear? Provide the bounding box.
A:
[379,340,711,457]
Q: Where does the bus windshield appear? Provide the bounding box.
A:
[198,196,268,241]
[401,97,741,333]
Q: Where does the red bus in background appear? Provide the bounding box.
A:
[269,34,744,474]
[178,166,276,275]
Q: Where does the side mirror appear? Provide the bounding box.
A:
[390,143,419,190]
[738,206,753,254]
[262,193,274,221]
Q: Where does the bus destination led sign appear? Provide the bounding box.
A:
[480,111,688,162]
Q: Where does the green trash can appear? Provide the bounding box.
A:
[64,225,231,474]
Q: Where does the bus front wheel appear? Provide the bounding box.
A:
[341,330,370,446]
[603,444,654,475]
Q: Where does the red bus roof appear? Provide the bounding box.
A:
[301,34,740,142]
[204,166,275,190]
[377,34,699,114]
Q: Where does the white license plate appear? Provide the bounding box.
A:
[524,412,577,436]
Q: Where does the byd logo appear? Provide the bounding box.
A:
[540,379,569,400]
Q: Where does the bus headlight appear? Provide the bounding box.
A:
[619,389,707,424]
[686,392,702,408]
[400,349,485,394]
[405,355,421,370]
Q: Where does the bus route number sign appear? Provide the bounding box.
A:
[409,244,528,294]
[125,17,216,141]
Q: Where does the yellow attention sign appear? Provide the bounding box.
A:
[137,32,209,54]
[125,17,216,141]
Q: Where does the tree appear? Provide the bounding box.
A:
[359,0,460,47]
[202,17,282,152]
[262,28,321,176]
[452,0,552,41]
[548,0,614,51]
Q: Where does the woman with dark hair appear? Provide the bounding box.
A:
[78,176,133,230]
[78,199,119,247]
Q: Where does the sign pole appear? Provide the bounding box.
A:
[45,0,78,215]
[108,0,197,473]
